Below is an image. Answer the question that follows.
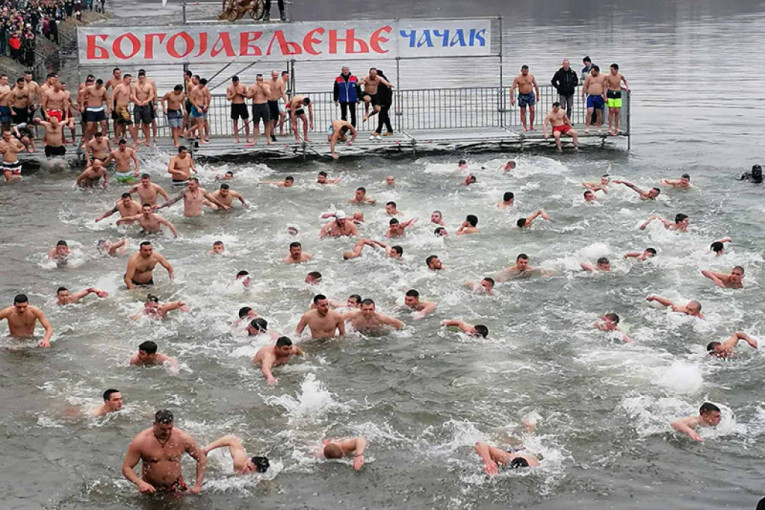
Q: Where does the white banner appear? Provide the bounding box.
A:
[78,19,493,65]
